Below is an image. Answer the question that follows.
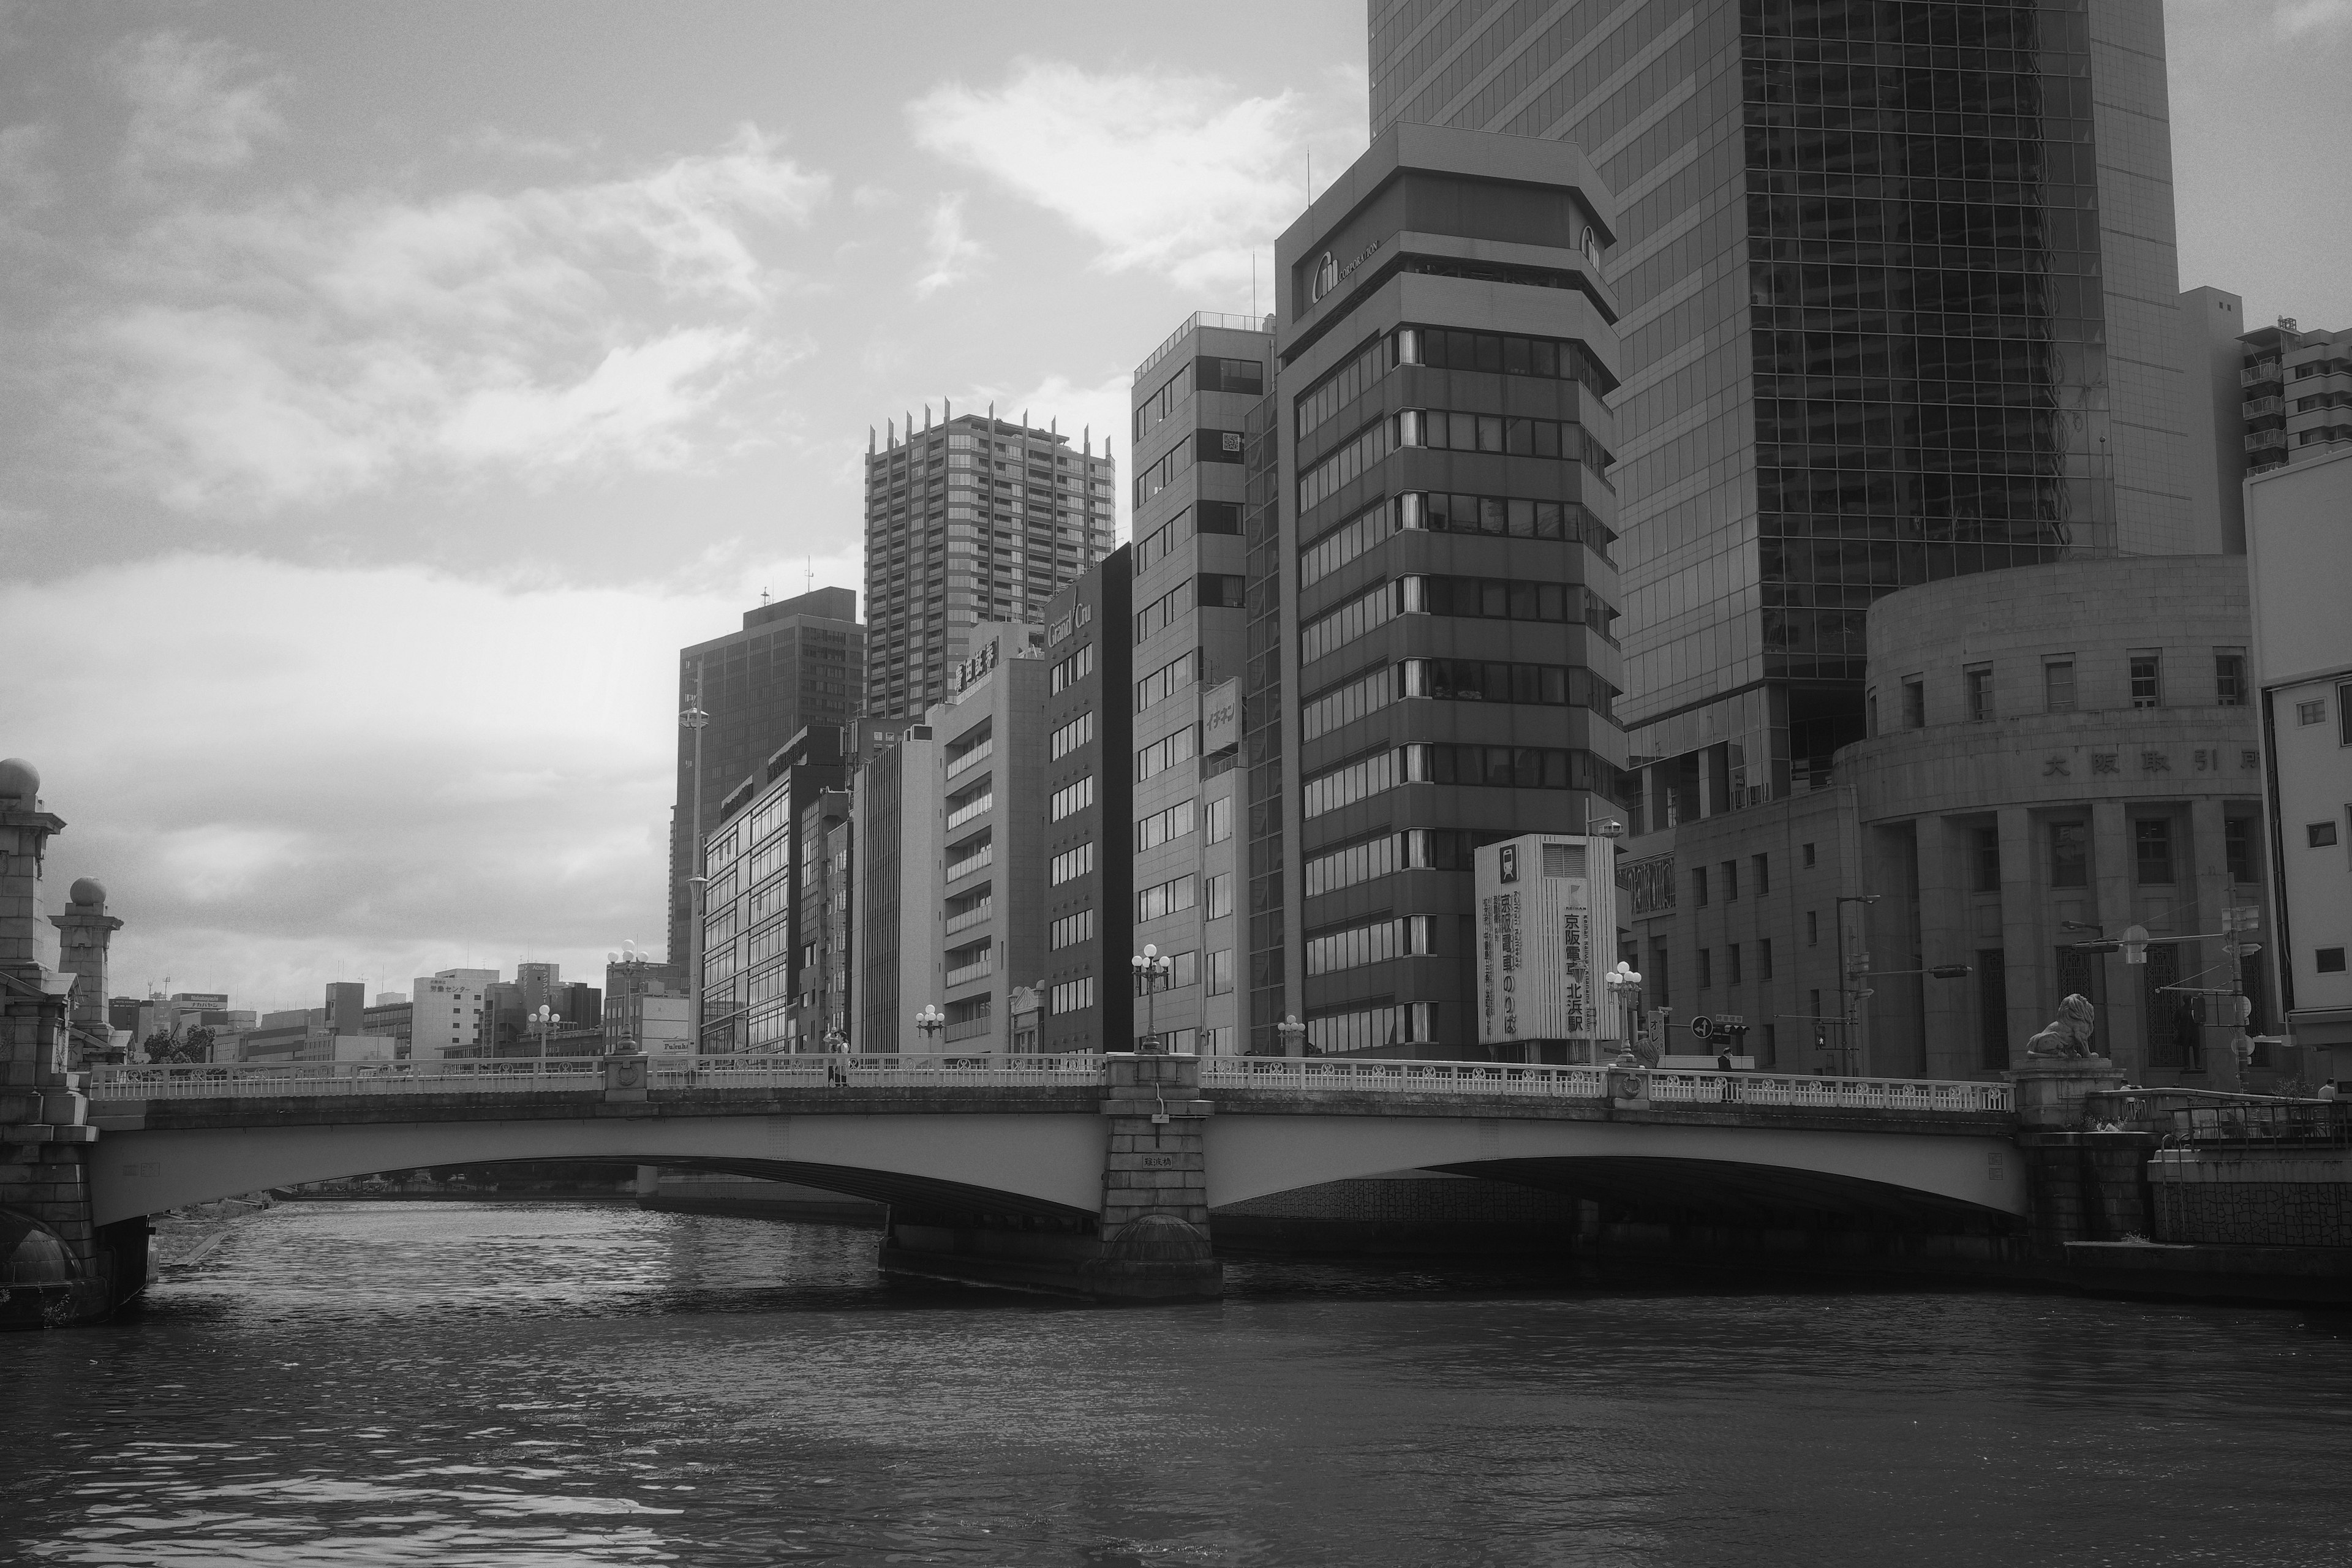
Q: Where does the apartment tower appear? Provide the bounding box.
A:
[1370,0,2199,813]
[862,412,1117,720]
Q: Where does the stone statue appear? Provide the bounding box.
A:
[1630,1015,1663,1069]
[2024,993,2098,1060]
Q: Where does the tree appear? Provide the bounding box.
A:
[180,1027,216,1063]
[142,1030,176,1063]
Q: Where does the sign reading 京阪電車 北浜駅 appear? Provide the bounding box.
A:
[1474,834,1619,1047]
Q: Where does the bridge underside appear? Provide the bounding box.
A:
[1427,1156,2011,1228]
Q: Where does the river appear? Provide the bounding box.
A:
[5,1200,2350,1566]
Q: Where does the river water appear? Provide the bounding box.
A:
[5,1200,2350,1567]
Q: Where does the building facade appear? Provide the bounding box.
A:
[1372,0,2200,814]
[1263,123,1629,1057]
[698,726,846,1054]
[668,588,865,967]
[1039,549,1136,1055]
[2245,447,2352,1087]
[852,720,940,1054]
[2236,316,2352,483]
[862,413,1116,720]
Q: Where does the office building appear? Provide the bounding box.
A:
[852,720,940,1054]
[862,412,1115,720]
[2246,447,2352,1087]
[1259,123,1627,1057]
[606,988,693,1055]
[1039,550,1136,1055]
[1371,0,2201,810]
[669,588,865,966]
[786,788,853,1047]
[699,725,848,1054]
[360,997,412,1052]
[1123,316,1267,1051]
[412,969,496,1060]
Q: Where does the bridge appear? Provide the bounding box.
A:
[22,1051,2026,1311]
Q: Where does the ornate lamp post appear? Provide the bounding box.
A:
[1131,944,1173,1053]
[913,1003,945,1052]
[1604,960,1643,1063]
[680,670,709,1052]
[529,1004,562,1067]
[1275,1014,1310,1058]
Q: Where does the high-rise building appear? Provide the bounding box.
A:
[699,725,847,1054]
[1260,124,1627,1056]
[668,588,865,967]
[862,412,1116,720]
[2233,315,2351,483]
[1039,549,1136,1055]
[1370,0,2199,805]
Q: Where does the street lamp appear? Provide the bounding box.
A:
[1605,960,1643,1062]
[1131,944,1174,1053]
[913,1003,944,1052]
[529,1004,562,1067]
[680,668,710,1054]
[1275,1014,1310,1058]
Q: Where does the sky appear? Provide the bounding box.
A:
[1,0,2348,1018]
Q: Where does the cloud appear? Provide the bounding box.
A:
[913,193,984,299]
[2277,0,2352,32]
[0,551,859,1008]
[106,31,287,182]
[908,59,1365,295]
[68,123,831,512]
[0,122,55,208]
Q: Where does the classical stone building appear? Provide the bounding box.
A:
[1623,557,2266,1087]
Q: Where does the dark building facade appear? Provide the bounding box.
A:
[700,725,846,1054]
[1370,0,2196,809]
[668,587,864,967]
[1262,123,1628,1056]
[1038,548,1136,1054]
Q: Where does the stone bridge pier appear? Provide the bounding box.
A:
[878,1051,1221,1302]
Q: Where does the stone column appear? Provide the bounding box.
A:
[2186,797,2239,1084]
[50,878,124,1068]
[1091,1051,1221,1300]
[1915,816,1970,1079]
[2089,800,2142,1079]
[1996,805,2043,1065]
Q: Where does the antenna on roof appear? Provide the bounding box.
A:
[761,586,771,606]
[805,556,813,595]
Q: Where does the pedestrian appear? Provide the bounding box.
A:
[1716,1047,1733,1074]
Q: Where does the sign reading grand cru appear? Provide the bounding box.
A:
[1473,833,1619,1048]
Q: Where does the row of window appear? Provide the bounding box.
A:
[1302,828,1473,898]
[1299,574,1612,667]
[1134,502,1242,575]
[1300,743,1610,818]
[1135,574,1246,646]
[1298,658,1613,741]
[1135,794,1234,853]
[1134,355,1265,443]
[1134,429,1245,506]
[1135,647,1200,714]
[1396,409,1608,470]
[1049,842,1094,886]
[1307,1001,1439,1055]
[1695,940,1774,988]
[1048,776,1093,822]
[1136,725,1198,782]
[1872,647,2248,731]
[1137,873,1196,924]
[1305,914,1433,977]
[1049,711,1092,760]
[1298,418,1394,513]
[1050,978,1095,1016]
[1049,643,1093,695]
[1295,333,1389,442]
[1691,854,1774,906]
[1049,910,1094,950]
[1298,492,1607,589]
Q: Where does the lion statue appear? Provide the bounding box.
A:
[2024,993,2098,1060]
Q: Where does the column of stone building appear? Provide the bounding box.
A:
[50,878,123,1068]
[2187,797,2238,1082]
[1914,816,1972,1079]
[1996,805,2043,1063]
[2089,799,2143,1076]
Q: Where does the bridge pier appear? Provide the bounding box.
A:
[2007,1056,2143,1253]
[878,1052,1222,1303]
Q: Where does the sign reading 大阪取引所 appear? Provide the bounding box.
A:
[1474,834,1619,1047]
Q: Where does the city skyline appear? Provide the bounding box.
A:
[1,0,2348,1012]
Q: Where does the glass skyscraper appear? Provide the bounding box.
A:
[1370,0,2198,807]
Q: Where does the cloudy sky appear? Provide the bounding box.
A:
[1,1,2348,1018]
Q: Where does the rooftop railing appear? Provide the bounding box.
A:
[1134,311,1276,383]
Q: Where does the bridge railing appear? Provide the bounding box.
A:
[650,1054,1109,1089]
[1643,1071,2011,1114]
[1203,1057,2010,1112]
[89,1058,612,1099]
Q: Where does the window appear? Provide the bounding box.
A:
[1698,948,1713,987]
[2134,819,2175,884]
[1134,648,1200,713]
[1302,663,1396,741]
[1299,579,1392,665]
[1164,950,1200,989]
[1306,915,1432,976]
[1297,418,1394,512]
[1693,867,1710,906]
[2319,948,2348,974]
[1964,663,1994,721]
[1752,853,1770,895]
[2128,650,2163,709]
[2214,649,2248,706]
[2311,821,2340,848]
[1135,799,1196,852]
[2297,698,2327,726]
[1049,777,1094,821]
[1049,842,1094,885]
[1301,748,1397,818]
[1406,490,1606,548]
[1974,827,2002,892]
[1048,712,1093,760]
[1134,579,1195,644]
[1722,860,1740,901]
[1134,508,1193,575]
[1305,832,1400,896]
[1205,796,1233,844]
[2051,822,2088,888]
[1399,657,1612,715]
[1757,939,1774,981]
[1137,875,1197,923]
[1205,872,1234,921]
[2045,660,2076,712]
[1050,978,1095,1015]
[1802,842,1817,869]
[1136,726,1198,782]
[2342,682,2352,745]
[1396,408,1605,467]
[1049,643,1093,695]
[1206,949,1234,996]
[1294,334,1390,443]
[1727,944,1743,985]
[1901,677,1924,729]
[2226,818,2258,882]
[1305,1001,1438,1055]
[1049,910,1095,949]
[1396,574,1608,630]
[1806,910,1819,946]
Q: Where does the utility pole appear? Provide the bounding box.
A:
[682,660,709,1056]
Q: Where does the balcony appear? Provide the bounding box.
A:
[946,790,993,831]
[946,842,994,883]
[944,1015,993,1044]
[944,734,993,779]
[944,897,993,937]
[946,952,994,989]
[2241,360,2282,388]
[2242,396,2282,420]
[2245,428,2286,453]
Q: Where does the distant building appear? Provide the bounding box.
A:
[411,969,496,1060]
[787,788,853,1048]
[360,998,412,1053]
[607,990,692,1055]
[669,588,866,968]
[605,955,685,1004]
[1038,549,1134,1055]
[851,722,939,1054]
[863,412,1115,720]
[2245,445,2352,1087]
[700,725,848,1053]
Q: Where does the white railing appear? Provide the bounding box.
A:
[1203,1058,1610,1097]
[944,899,993,937]
[90,1058,611,1100]
[1642,1071,2011,1113]
[944,956,993,988]
[944,844,993,882]
[945,790,993,831]
[944,736,993,778]
[657,1054,1105,1089]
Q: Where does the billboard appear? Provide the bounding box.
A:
[1474,834,1619,1046]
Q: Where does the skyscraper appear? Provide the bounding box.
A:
[1370,0,2198,807]
[862,412,1117,720]
[668,588,864,966]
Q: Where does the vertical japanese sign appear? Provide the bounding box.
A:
[1476,834,1618,1046]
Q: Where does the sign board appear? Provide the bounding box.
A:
[1474,834,1619,1046]
[1202,677,1241,756]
